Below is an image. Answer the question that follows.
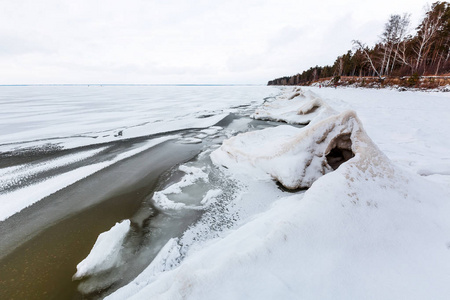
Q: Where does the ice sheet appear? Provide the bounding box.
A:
[0,136,176,221]
[0,85,277,151]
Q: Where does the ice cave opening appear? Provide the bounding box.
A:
[325,133,355,170]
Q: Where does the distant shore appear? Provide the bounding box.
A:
[268,75,450,92]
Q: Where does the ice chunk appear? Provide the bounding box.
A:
[153,192,186,210]
[212,110,383,189]
[73,219,131,279]
[200,189,223,207]
[178,137,203,144]
[152,165,209,210]
[251,89,337,125]
[199,126,223,136]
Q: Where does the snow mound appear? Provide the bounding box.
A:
[112,162,450,300]
[212,110,381,189]
[73,219,131,279]
[251,88,337,125]
[287,87,305,100]
[274,87,304,101]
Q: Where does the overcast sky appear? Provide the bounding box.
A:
[0,0,431,84]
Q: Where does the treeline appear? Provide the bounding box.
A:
[268,1,450,85]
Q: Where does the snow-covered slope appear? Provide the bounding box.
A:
[108,158,450,300]
[90,87,450,299]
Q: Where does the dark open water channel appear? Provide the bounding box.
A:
[0,113,287,299]
[0,139,201,299]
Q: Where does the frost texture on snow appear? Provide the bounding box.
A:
[74,219,131,279]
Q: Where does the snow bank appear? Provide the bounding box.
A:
[74,219,131,279]
[212,110,377,189]
[111,160,450,299]
[303,87,450,179]
[251,88,337,125]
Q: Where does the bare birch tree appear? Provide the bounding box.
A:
[390,14,411,74]
[352,40,382,79]
[414,4,445,72]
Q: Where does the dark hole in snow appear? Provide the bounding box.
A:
[326,133,355,170]
[276,181,308,193]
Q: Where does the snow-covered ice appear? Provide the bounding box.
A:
[0,136,176,221]
[251,87,337,124]
[0,85,277,221]
[103,86,450,300]
[212,110,369,189]
[0,86,274,151]
[152,165,209,210]
[0,147,107,192]
[74,219,131,279]
[200,189,223,207]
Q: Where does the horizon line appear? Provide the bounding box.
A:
[0,83,265,87]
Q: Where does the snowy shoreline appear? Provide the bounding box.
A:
[0,85,279,299]
[1,86,450,299]
[77,86,450,299]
